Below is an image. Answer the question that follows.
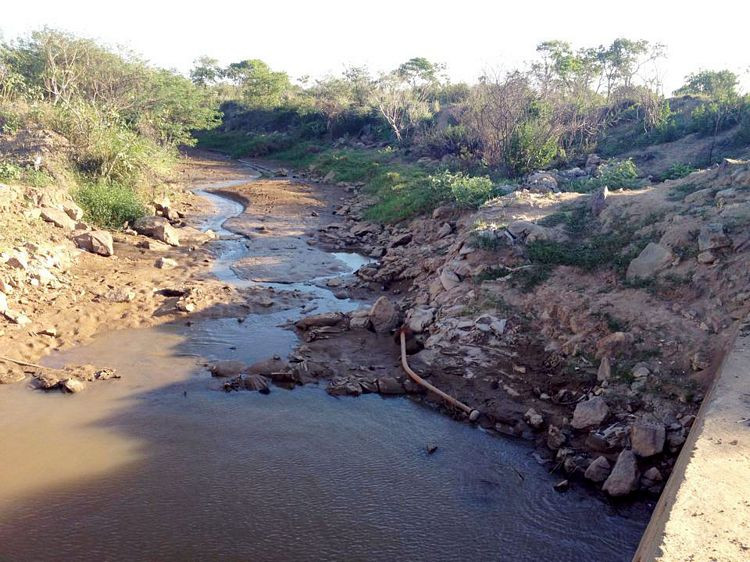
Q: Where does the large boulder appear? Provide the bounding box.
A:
[439,268,461,290]
[406,307,434,333]
[698,223,731,252]
[210,360,248,377]
[625,242,673,281]
[40,207,76,230]
[571,396,609,429]
[602,450,640,496]
[295,312,345,330]
[133,216,180,247]
[584,456,611,483]
[630,422,666,457]
[369,297,398,333]
[63,201,84,221]
[524,171,558,192]
[74,231,114,257]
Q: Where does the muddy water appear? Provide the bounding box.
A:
[0,169,649,561]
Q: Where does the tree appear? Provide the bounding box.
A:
[676,70,742,162]
[371,70,431,142]
[224,59,290,108]
[674,69,739,99]
[190,56,222,88]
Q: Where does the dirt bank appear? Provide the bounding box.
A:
[0,152,312,386]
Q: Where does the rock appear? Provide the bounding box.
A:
[241,374,271,393]
[3,309,31,326]
[210,360,248,377]
[105,288,135,303]
[595,331,633,357]
[590,186,609,216]
[632,363,650,378]
[0,291,7,314]
[432,206,454,220]
[36,372,62,390]
[39,327,57,337]
[697,251,715,264]
[525,171,558,192]
[642,467,663,483]
[602,450,639,497]
[74,231,114,257]
[133,216,180,246]
[426,443,438,454]
[327,377,363,396]
[571,397,609,429]
[439,268,461,291]
[323,171,336,183]
[524,408,544,429]
[630,423,665,457]
[626,242,673,281]
[369,297,398,334]
[224,374,271,393]
[389,233,413,248]
[597,356,611,382]
[436,223,452,238]
[584,456,611,483]
[63,202,84,221]
[698,223,731,252]
[547,424,566,450]
[0,369,25,384]
[506,220,551,243]
[295,312,345,330]
[406,307,434,333]
[155,257,178,270]
[245,357,290,376]
[349,311,371,330]
[585,153,602,171]
[62,378,86,393]
[40,207,76,230]
[376,377,405,395]
[6,251,29,270]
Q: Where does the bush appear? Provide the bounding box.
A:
[660,162,696,181]
[564,158,643,192]
[73,181,146,228]
[0,161,22,181]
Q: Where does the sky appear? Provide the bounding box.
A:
[2,0,749,93]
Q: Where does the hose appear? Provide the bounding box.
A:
[399,330,480,422]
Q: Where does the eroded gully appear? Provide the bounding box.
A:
[0,163,648,561]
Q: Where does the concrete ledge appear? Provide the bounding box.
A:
[634,318,750,561]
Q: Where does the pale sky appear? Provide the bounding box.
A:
[2,0,749,93]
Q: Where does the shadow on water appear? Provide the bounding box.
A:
[0,164,650,561]
[0,300,650,562]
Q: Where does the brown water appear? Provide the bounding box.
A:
[0,173,650,561]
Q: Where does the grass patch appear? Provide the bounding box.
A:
[0,161,53,187]
[73,181,146,229]
[196,130,294,159]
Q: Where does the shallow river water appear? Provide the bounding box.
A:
[0,170,649,561]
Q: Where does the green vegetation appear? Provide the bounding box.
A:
[527,205,651,279]
[562,159,644,192]
[186,38,750,223]
[0,28,218,227]
[72,181,146,228]
[660,162,697,181]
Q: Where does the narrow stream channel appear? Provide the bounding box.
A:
[0,168,649,561]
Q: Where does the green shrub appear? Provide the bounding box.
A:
[0,161,22,181]
[563,158,644,192]
[660,162,696,181]
[73,181,146,228]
